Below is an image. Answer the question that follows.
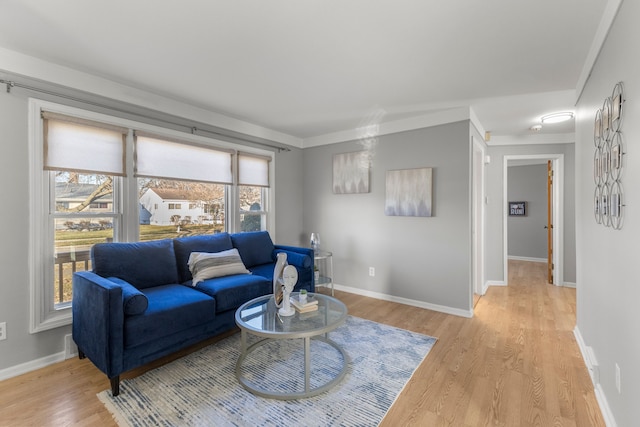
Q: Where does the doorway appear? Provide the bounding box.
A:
[503,154,564,286]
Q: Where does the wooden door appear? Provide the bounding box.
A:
[547,160,554,283]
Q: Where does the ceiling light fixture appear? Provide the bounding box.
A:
[530,124,542,131]
[541,112,574,124]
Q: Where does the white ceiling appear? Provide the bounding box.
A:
[0,0,609,145]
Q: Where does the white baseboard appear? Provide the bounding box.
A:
[594,383,618,427]
[574,326,617,427]
[486,280,506,287]
[333,283,473,318]
[562,281,576,288]
[508,255,547,263]
[0,351,66,382]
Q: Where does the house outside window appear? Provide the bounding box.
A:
[29,99,273,332]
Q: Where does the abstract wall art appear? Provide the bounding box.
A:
[385,167,433,217]
[333,151,370,194]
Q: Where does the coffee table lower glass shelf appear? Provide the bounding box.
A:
[234,293,348,400]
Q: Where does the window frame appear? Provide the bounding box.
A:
[29,99,275,333]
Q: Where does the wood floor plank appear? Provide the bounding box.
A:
[0,260,605,426]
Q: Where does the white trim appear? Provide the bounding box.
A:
[486,280,506,287]
[303,107,473,147]
[0,351,66,382]
[333,284,473,318]
[507,256,546,263]
[575,0,624,103]
[472,136,487,298]
[562,281,576,288]
[574,327,618,427]
[503,154,564,287]
[489,133,575,146]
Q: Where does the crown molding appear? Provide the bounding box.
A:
[303,107,478,148]
[488,133,575,146]
[0,47,303,148]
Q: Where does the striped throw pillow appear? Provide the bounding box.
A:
[188,249,251,286]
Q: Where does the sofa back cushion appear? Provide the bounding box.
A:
[231,231,275,268]
[173,233,234,282]
[92,239,179,289]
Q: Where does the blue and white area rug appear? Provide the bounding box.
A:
[98,316,437,427]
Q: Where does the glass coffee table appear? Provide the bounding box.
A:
[235,292,348,400]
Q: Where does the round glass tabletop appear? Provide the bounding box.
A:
[235,292,347,339]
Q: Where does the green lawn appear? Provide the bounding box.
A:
[55,224,224,249]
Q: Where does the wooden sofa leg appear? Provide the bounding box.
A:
[78,349,86,359]
[110,376,120,396]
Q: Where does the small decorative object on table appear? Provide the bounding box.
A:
[310,233,321,251]
[290,293,318,313]
[299,289,308,303]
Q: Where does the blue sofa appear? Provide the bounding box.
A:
[72,231,314,396]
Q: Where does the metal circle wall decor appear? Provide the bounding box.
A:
[594,108,603,147]
[593,81,625,229]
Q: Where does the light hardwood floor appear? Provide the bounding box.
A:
[0,260,604,426]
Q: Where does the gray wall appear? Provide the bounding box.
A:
[507,164,548,259]
[273,147,305,245]
[0,91,73,371]
[575,1,640,424]
[302,121,472,312]
[485,143,576,284]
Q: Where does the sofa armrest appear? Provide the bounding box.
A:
[72,271,125,379]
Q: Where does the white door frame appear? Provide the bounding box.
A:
[472,136,487,297]
[503,154,564,286]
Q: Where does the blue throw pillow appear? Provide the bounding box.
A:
[273,250,312,268]
[108,277,149,316]
[231,231,275,268]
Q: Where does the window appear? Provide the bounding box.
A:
[238,153,270,232]
[30,100,273,332]
[139,178,226,238]
[53,173,118,306]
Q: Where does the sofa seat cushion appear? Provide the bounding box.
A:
[92,239,179,289]
[248,263,276,282]
[193,274,271,313]
[173,233,234,283]
[124,284,216,349]
[231,231,275,268]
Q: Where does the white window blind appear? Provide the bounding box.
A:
[238,152,271,187]
[42,112,127,176]
[135,133,233,184]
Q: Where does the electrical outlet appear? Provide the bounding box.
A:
[0,322,6,341]
[369,267,375,277]
[615,363,621,394]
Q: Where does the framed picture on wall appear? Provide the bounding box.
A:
[385,167,433,217]
[508,201,526,216]
[332,151,370,194]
